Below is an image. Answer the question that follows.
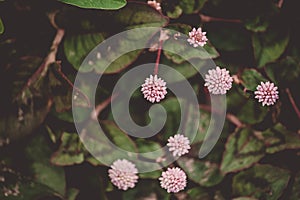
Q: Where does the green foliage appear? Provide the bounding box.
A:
[232,164,290,200]
[0,17,4,34]
[59,0,126,9]
[220,128,265,174]
[1,0,300,199]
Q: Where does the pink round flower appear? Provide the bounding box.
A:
[204,66,233,95]
[141,74,167,103]
[159,167,187,193]
[187,27,208,47]
[254,81,279,106]
[147,0,161,11]
[108,159,138,191]
[167,134,191,157]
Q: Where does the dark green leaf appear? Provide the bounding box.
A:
[51,132,85,166]
[122,180,170,200]
[59,0,126,10]
[64,33,105,71]
[25,133,66,195]
[186,187,211,200]
[163,34,219,64]
[207,24,249,52]
[252,27,289,67]
[0,17,4,34]
[114,3,168,28]
[166,6,182,19]
[237,98,268,124]
[244,16,269,33]
[232,164,290,200]
[265,56,300,86]
[79,121,137,166]
[177,157,224,187]
[258,123,300,154]
[220,128,265,174]
[240,69,267,91]
[290,171,300,200]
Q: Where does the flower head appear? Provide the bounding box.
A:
[141,74,167,103]
[167,134,191,157]
[108,159,138,190]
[187,27,208,47]
[254,81,279,106]
[159,167,187,193]
[147,0,161,11]
[204,66,233,95]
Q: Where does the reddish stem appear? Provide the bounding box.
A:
[286,88,300,120]
[154,40,163,75]
[200,14,242,23]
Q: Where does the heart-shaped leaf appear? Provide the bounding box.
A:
[177,157,224,187]
[59,0,126,10]
[232,164,290,200]
[220,128,265,174]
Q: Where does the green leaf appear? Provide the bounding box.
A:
[179,0,195,14]
[160,57,202,83]
[79,120,137,165]
[237,97,268,124]
[122,180,170,200]
[135,139,162,179]
[59,0,126,10]
[232,164,290,200]
[177,157,224,187]
[220,128,265,174]
[0,17,4,34]
[244,16,269,33]
[290,171,300,200]
[240,69,267,91]
[166,6,182,19]
[163,34,219,64]
[66,188,79,200]
[258,123,300,154]
[114,3,168,28]
[252,27,289,67]
[25,133,66,195]
[265,56,300,86]
[64,33,105,71]
[0,170,62,200]
[51,132,85,166]
[186,187,210,200]
[207,24,250,52]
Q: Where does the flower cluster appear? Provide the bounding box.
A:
[159,167,187,193]
[141,74,167,103]
[108,159,139,191]
[187,27,208,47]
[204,66,233,95]
[255,81,279,106]
[167,134,191,157]
[147,0,161,11]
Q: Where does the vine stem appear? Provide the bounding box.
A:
[200,14,242,23]
[14,28,65,101]
[285,88,300,120]
[91,94,118,120]
[199,104,245,128]
[154,40,163,75]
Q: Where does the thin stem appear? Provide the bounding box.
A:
[200,14,242,23]
[91,94,118,120]
[199,104,245,128]
[14,28,65,101]
[154,40,163,75]
[286,88,300,120]
[55,62,91,107]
